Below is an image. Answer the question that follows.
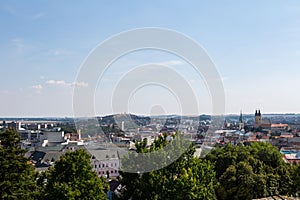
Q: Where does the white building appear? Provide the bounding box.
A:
[89,150,120,178]
[40,128,64,146]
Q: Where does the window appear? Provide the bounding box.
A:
[111,163,113,167]
[94,165,97,168]
[102,164,104,168]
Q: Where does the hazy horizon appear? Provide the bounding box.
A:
[1,111,300,119]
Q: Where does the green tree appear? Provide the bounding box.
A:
[218,161,256,200]
[291,164,300,196]
[43,149,108,200]
[0,128,39,199]
[206,142,294,199]
[118,132,217,200]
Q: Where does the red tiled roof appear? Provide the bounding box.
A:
[271,124,289,128]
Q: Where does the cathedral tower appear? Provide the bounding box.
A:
[254,109,262,128]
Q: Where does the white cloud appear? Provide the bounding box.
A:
[31,84,43,89]
[71,81,89,87]
[31,84,43,94]
[46,80,88,88]
[46,80,67,86]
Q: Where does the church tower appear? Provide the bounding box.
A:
[239,110,244,130]
[254,109,262,128]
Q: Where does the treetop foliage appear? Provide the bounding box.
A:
[118,132,217,200]
[0,128,39,199]
[1,128,300,200]
[41,149,108,200]
[205,142,298,199]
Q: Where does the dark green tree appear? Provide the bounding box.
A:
[43,149,108,200]
[206,142,294,199]
[0,128,39,199]
[291,164,300,196]
[218,161,257,200]
[118,132,217,200]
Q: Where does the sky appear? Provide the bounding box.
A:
[1,1,300,117]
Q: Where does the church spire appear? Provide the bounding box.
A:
[239,110,244,131]
[239,110,243,123]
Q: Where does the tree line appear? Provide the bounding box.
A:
[1,129,300,200]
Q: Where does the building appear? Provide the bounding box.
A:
[254,110,262,128]
[271,124,290,132]
[40,128,64,147]
[7,121,21,130]
[254,110,290,131]
[239,111,244,130]
[121,121,125,131]
[89,150,120,178]
[261,118,272,129]
[282,151,300,164]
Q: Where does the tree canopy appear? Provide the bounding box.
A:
[118,132,217,200]
[41,149,108,200]
[205,142,295,200]
[0,128,39,199]
[2,128,300,199]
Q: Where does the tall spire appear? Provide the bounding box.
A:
[255,110,257,116]
[258,109,261,116]
[223,119,227,129]
[239,110,243,123]
[239,110,244,131]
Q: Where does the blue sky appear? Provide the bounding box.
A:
[1,1,300,117]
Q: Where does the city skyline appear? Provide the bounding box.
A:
[1,1,300,117]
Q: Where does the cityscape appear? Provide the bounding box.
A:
[1,1,300,200]
[2,110,300,199]
[2,111,300,173]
